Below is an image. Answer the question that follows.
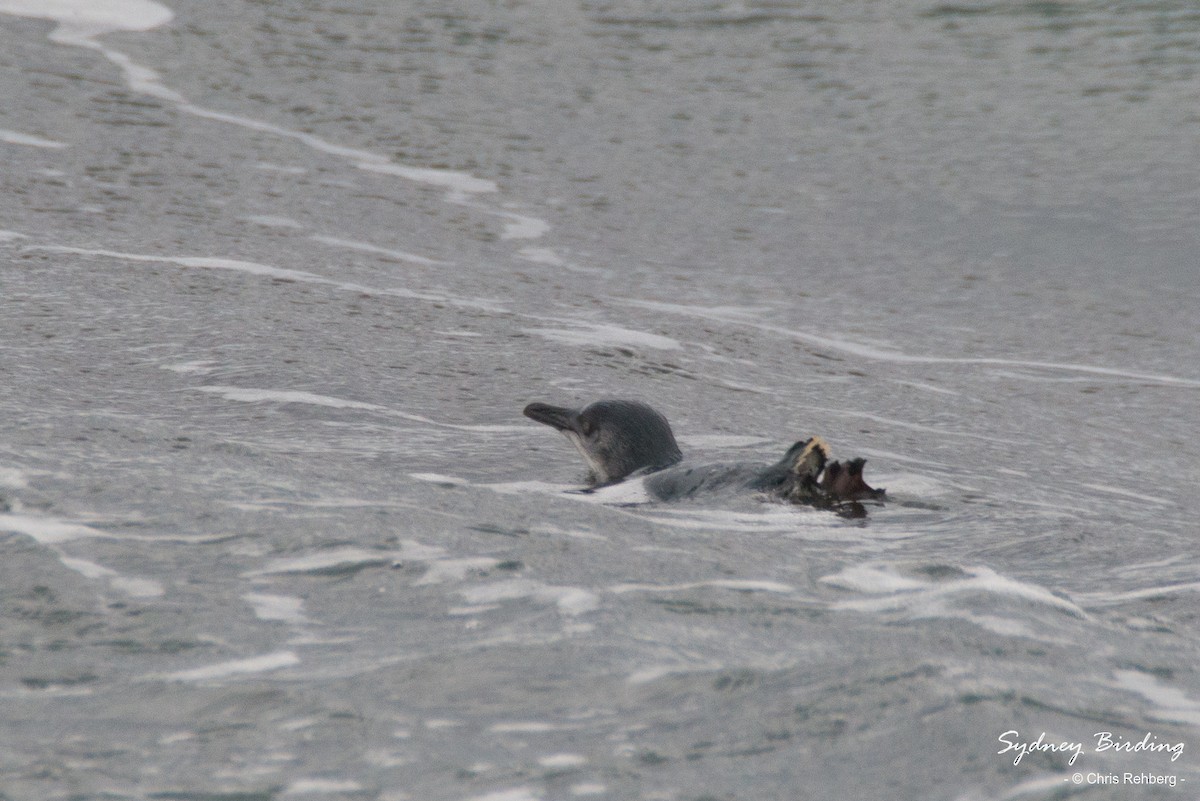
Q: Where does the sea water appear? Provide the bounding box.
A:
[2,1,1199,799]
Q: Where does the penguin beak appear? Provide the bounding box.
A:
[523,402,580,433]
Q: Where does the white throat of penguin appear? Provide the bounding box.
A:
[561,430,609,484]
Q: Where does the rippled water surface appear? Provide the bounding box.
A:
[2,1,1199,799]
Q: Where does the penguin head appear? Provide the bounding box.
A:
[523,399,683,485]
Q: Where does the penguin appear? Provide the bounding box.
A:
[523,399,884,513]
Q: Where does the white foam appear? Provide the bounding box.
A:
[522,323,681,351]
[108,575,166,597]
[0,128,67,148]
[821,564,1086,620]
[309,235,447,267]
[423,718,461,730]
[3,0,505,212]
[1,513,110,544]
[820,564,928,594]
[414,557,501,586]
[53,556,108,582]
[7,514,193,597]
[1113,670,1200,727]
[1,1,182,107]
[1076,581,1200,607]
[571,480,653,505]
[33,245,331,283]
[482,480,586,497]
[247,540,484,589]
[355,160,497,197]
[56,556,116,581]
[30,239,506,313]
[283,779,365,795]
[489,722,569,734]
[495,210,550,240]
[466,789,541,801]
[155,650,300,682]
[0,230,26,243]
[172,105,496,199]
[538,753,587,768]
[198,386,388,412]
[161,359,219,375]
[244,593,308,624]
[570,784,607,796]
[409,473,471,486]
[517,247,566,266]
[254,163,307,175]
[0,0,173,41]
[460,579,600,617]
[609,579,795,595]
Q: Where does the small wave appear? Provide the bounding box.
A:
[282,778,366,796]
[29,236,504,312]
[244,547,397,577]
[492,209,551,240]
[1075,581,1200,607]
[409,472,471,487]
[537,753,587,768]
[0,128,67,149]
[199,385,387,412]
[4,1,499,204]
[1078,481,1174,507]
[522,323,681,352]
[1,512,111,544]
[309,234,448,267]
[196,385,529,432]
[465,789,542,801]
[414,557,502,586]
[243,592,308,625]
[0,0,172,41]
[488,721,575,734]
[58,556,164,598]
[625,299,1200,388]
[634,507,838,533]
[609,579,796,595]
[460,579,600,617]
[821,563,1087,633]
[1112,670,1200,727]
[160,359,219,375]
[152,651,301,683]
[354,159,496,197]
[243,214,304,229]
[677,434,773,449]
[0,466,30,489]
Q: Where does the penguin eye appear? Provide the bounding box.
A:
[580,420,594,436]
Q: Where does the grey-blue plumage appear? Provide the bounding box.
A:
[523,399,883,510]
